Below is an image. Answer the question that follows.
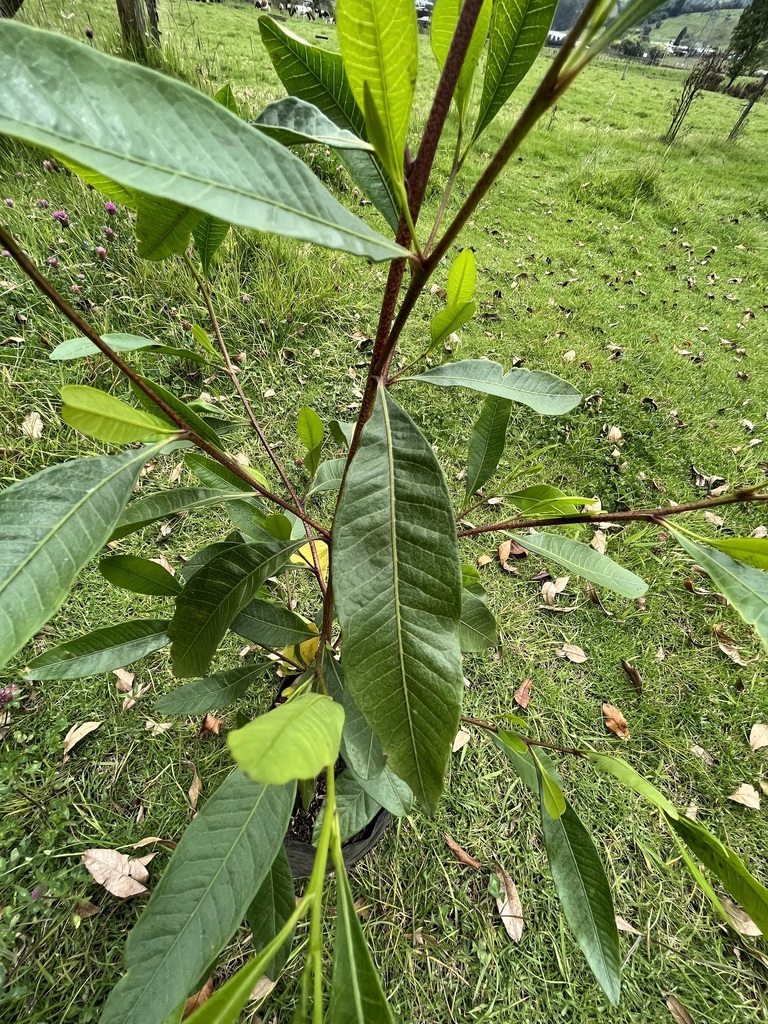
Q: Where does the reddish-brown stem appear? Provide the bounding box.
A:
[461,716,586,758]
[184,256,327,594]
[0,224,330,537]
[457,490,768,538]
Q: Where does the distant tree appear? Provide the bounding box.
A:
[728,70,767,136]
[727,0,768,84]
[674,26,688,44]
[0,0,26,16]
[552,0,584,32]
[663,49,727,142]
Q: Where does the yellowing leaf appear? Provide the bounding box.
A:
[290,539,329,580]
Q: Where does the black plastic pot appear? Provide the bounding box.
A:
[283,805,390,878]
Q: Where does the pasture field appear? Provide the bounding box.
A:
[1,3,767,1022]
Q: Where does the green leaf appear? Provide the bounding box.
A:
[131,376,223,449]
[255,96,375,151]
[447,249,477,308]
[135,195,202,261]
[169,540,302,676]
[496,728,529,755]
[506,484,590,517]
[540,799,621,1004]
[258,17,400,231]
[0,23,406,263]
[431,0,493,122]
[156,663,268,716]
[24,619,169,680]
[111,487,250,541]
[330,421,355,449]
[190,324,220,360]
[185,452,257,491]
[323,651,386,782]
[49,332,206,364]
[99,554,182,596]
[312,770,382,844]
[213,82,240,116]
[512,532,647,599]
[465,395,512,497]
[297,407,324,452]
[474,0,557,139]
[585,753,679,819]
[246,847,295,980]
[228,693,345,785]
[532,749,566,819]
[460,589,498,652]
[60,385,176,444]
[0,447,157,669]
[666,825,734,931]
[667,813,768,935]
[409,359,582,415]
[333,386,463,812]
[336,0,417,193]
[100,771,295,1024]
[492,735,563,791]
[231,598,316,648]
[350,763,413,816]
[429,300,477,349]
[671,529,768,651]
[192,216,230,277]
[329,857,395,1024]
[307,458,346,497]
[702,536,768,571]
[58,159,136,206]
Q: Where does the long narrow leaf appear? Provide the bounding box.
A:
[409,359,581,415]
[245,847,296,980]
[156,663,269,716]
[465,395,512,497]
[24,619,169,680]
[99,554,182,596]
[111,488,251,541]
[513,532,647,599]
[255,96,374,151]
[323,651,387,781]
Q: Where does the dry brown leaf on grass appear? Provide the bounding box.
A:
[691,744,715,767]
[620,659,643,695]
[722,898,762,937]
[184,761,202,812]
[183,979,214,1018]
[749,724,768,752]
[445,835,482,869]
[199,713,222,737]
[21,411,44,439]
[477,554,493,568]
[249,977,277,1002]
[615,915,642,936]
[74,900,101,921]
[151,554,176,576]
[82,849,154,898]
[602,703,630,740]
[113,668,134,693]
[591,530,607,555]
[717,642,757,667]
[452,728,471,753]
[514,678,532,709]
[727,784,761,810]
[144,719,173,737]
[63,721,101,760]
[556,643,587,664]
[493,865,524,943]
[666,994,695,1024]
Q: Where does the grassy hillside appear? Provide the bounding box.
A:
[648,9,742,49]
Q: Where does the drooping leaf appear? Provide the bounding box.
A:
[0,447,158,669]
[99,554,182,596]
[336,0,418,198]
[585,753,679,819]
[312,770,382,844]
[512,532,647,599]
[169,540,302,676]
[666,825,734,931]
[100,771,295,1024]
[533,749,566,819]
[297,406,324,451]
[702,537,768,571]
[350,763,413,816]
[60,385,176,444]
[307,458,346,497]
[111,487,250,541]
[465,395,512,497]
[184,451,272,536]
[255,96,375,151]
[409,359,581,415]
[322,651,386,782]
[447,249,477,308]
[131,376,223,449]
[667,813,768,935]
[231,598,317,649]
[156,663,269,716]
[245,847,296,980]
[185,452,258,492]
[429,300,477,349]
[333,386,463,812]
[506,484,589,518]
[135,195,202,261]
[228,693,345,785]
[460,589,498,651]
[192,215,230,277]
[540,799,621,1004]
[49,333,206,364]
[258,17,400,230]
[474,0,557,139]
[24,619,169,680]
[58,159,136,206]
[431,0,493,122]
[328,855,394,1024]
[0,23,405,263]
[671,530,768,651]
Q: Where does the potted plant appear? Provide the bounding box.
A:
[0,0,766,1019]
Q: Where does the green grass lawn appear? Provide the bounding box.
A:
[1,3,767,1022]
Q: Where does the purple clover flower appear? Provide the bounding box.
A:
[104,201,117,216]
[241,294,251,303]
[36,199,50,209]
[96,246,107,261]
[47,256,59,267]
[3,198,14,208]
[51,210,69,227]
[71,283,81,294]
[102,225,115,241]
